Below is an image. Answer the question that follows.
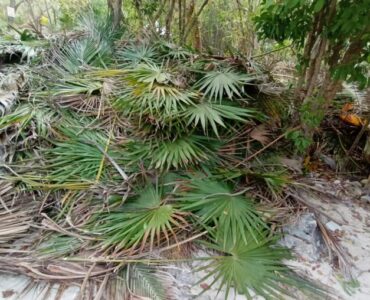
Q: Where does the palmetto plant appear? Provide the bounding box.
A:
[78,12,122,46]
[111,61,264,171]
[156,41,194,61]
[91,184,189,252]
[196,68,257,101]
[0,102,59,141]
[124,135,217,170]
[114,63,193,122]
[50,13,120,75]
[52,38,112,75]
[178,177,266,246]
[198,231,323,300]
[38,114,126,183]
[52,76,104,96]
[116,80,194,119]
[183,101,261,136]
[38,235,82,258]
[117,263,169,300]
[118,43,158,66]
[0,19,324,300]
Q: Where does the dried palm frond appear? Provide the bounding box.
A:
[0,22,333,300]
[0,181,38,245]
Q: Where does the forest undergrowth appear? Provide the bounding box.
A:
[0,11,369,300]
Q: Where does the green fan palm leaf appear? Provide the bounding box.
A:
[125,63,172,89]
[52,77,103,96]
[115,63,195,127]
[125,135,217,171]
[107,263,169,300]
[183,101,262,136]
[42,116,125,183]
[178,178,266,246]
[157,41,194,60]
[121,264,168,300]
[91,185,189,252]
[198,232,325,300]
[52,38,112,75]
[118,43,158,66]
[196,68,257,101]
[37,235,82,258]
[116,84,194,118]
[0,104,32,130]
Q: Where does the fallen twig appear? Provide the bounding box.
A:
[235,126,300,167]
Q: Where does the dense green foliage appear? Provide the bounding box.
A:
[0,12,324,297]
[255,0,370,88]
[1,1,369,299]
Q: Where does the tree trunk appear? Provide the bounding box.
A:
[193,18,202,51]
[298,1,341,107]
[364,136,370,164]
[182,0,187,39]
[294,8,321,105]
[364,89,370,163]
[235,0,248,55]
[178,0,182,38]
[182,0,209,44]
[133,0,143,28]
[165,0,176,39]
[7,0,16,28]
[107,0,123,29]
[304,36,327,102]
[302,4,328,100]
[186,0,195,46]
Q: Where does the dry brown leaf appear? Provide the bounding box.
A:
[250,124,271,145]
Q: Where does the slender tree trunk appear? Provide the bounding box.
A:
[182,0,209,44]
[107,0,123,29]
[152,0,166,24]
[320,39,365,108]
[133,0,143,28]
[193,18,202,50]
[298,0,339,139]
[186,0,195,46]
[364,89,370,163]
[294,24,316,101]
[303,8,326,95]
[301,0,337,104]
[145,0,165,38]
[235,0,248,55]
[304,37,327,102]
[43,0,53,28]
[7,0,16,28]
[165,0,176,39]
[182,0,186,39]
[178,0,182,38]
[178,0,187,42]
[26,0,40,34]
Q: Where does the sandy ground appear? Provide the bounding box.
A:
[0,274,80,300]
[1,177,370,300]
[285,178,370,300]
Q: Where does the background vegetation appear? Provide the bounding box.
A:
[0,0,369,299]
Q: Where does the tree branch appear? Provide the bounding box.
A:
[182,0,209,43]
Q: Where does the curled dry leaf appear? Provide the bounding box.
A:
[250,124,271,145]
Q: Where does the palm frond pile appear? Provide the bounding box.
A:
[0,17,326,300]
